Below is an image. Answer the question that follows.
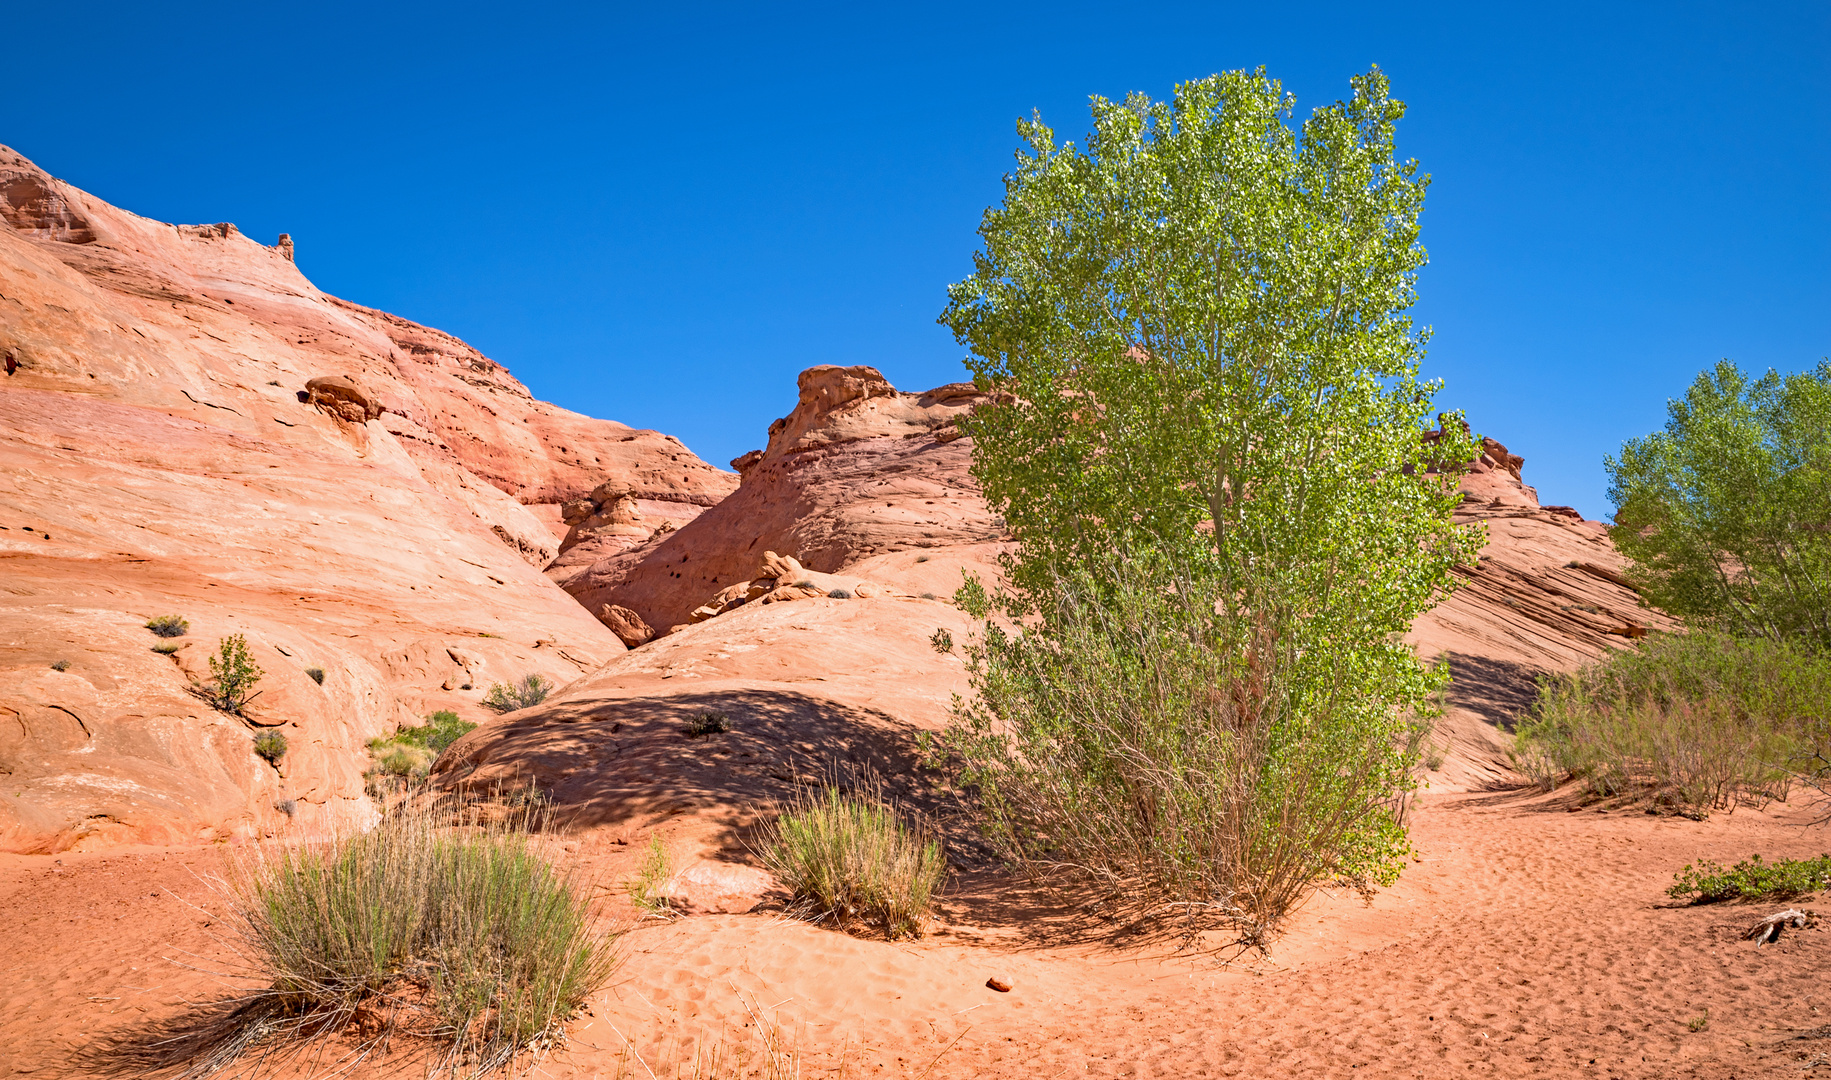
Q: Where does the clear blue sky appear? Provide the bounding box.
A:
[7,2,1827,518]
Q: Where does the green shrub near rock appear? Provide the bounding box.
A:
[483,674,552,713]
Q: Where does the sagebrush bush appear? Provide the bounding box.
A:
[50,659,70,672]
[760,784,944,940]
[252,731,288,765]
[1511,631,1831,813]
[218,800,614,1074]
[1668,853,1831,903]
[483,674,553,713]
[682,710,729,738]
[146,615,190,638]
[940,555,1424,941]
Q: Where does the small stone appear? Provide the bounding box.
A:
[985,977,1012,993]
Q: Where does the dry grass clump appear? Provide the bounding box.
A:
[146,614,190,638]
[1511,631,1831,814]
[610,993,808,1080]
[169,799,615,1077]
[625,835,676,919]
[484,674,553,713]
[760,783,944,940]
[252,730,287,765]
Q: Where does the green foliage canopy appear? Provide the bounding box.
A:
[935,68,1482,931]
[1609,360,1831,649]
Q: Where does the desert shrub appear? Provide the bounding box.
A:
[199,634,264,716]
[252,731,288,765]
[625,835,675,918]
[760,784,944,940]
[943,556,1427,939]
[483,674,552,713]
[50,659,70,672]
[1668,853,1831,903]
[385,709,478,754]
[273,798,297,817]
[218,800,614,1074]
[152,641,181,655]
[146,615,189,638]
[304,667,324,685]
[682,710,730,738]
[826,588,852,600]
[1511,630,1831,812]
[929,628,953,654]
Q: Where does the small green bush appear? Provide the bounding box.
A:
[1512,630,1831,813]
[152,641,181,655]
[367,711,478,785]
[200,634,264,716]
[483,674,553,713]
[253,730,288,765]
[682,710,730,738]
[49,659,70,672]
[929,628,953,654]
[305,667,325,685]
[146,615,190,638]
[220,800,615,1073]
[1668,853,1831,904]
[761,784,944,940]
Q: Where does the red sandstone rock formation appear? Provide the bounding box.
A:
[0,145,732,852]
[551,364,1007,633]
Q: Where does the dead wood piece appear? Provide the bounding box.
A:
[1745,909,1812,945]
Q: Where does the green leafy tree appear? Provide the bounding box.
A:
[935,67,1481,935]
[1609,360,1831,649]
[205,633,265,715]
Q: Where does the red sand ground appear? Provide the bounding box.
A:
[5,788,1829,1079]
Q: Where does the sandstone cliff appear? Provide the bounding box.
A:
[0,146,733,852]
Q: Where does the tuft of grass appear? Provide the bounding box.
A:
[273,798,297,817]
[204,799,615,1075]
[918,592,939,601]
[198,634,264,716]
[609,991,806,1079]
[146,615,190,638]
[153,641,182,655]
[252,731,288,765]
[1687,1011,1711,1033]
[1668,853,1831,904]
[683,710,730,738]
[1511,630,1831,814]
[304,667,324,685]
[826,588,853,600]
[914,555,930,563]
[50,659,70,672]
[483,674,553,713]
[625,835,675,919]
[760,783,944,940]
